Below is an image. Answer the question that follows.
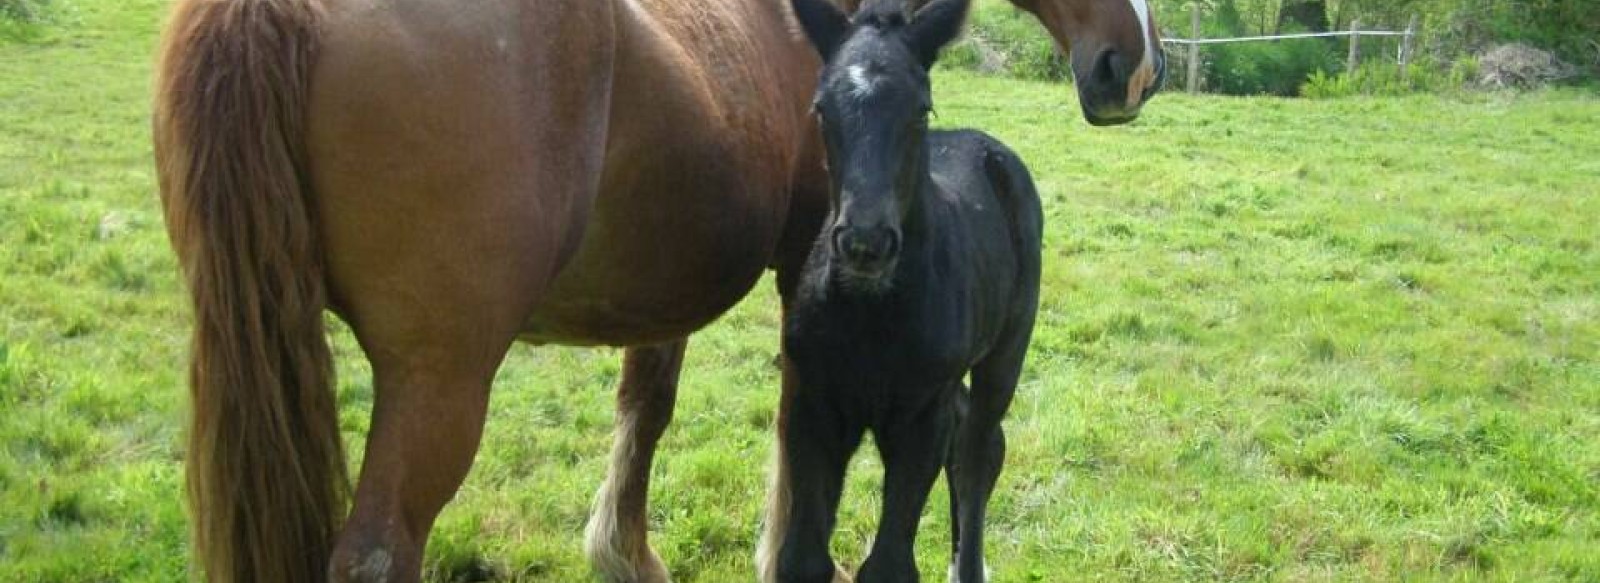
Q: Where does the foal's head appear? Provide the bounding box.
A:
[792,0,968,288]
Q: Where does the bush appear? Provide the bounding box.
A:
[1300,57,1478,98]
[1432,0,1600,73]
[1204,37,1343,96]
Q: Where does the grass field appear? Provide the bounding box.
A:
[3,1,1599,581]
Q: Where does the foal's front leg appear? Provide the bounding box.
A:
[858,386,956,583]
[585,340,687,583]
[776,380,864,583]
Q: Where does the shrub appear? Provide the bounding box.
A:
[1204,36,1343,96]
[1435,0,1599,73]
[1300,57,1478,98]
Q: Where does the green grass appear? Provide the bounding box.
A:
[3,1,1598,582]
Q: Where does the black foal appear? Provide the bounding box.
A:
[770,0,1042,581]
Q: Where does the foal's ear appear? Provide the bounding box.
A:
[906,0,970,68]
[791,0,851,62]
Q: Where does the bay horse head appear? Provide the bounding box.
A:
[1016,0,1166,125]
[833,0,1166,125]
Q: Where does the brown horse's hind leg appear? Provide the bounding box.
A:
[757,355,798,583]
[328,326,520,583]
[312,182,563,583]
[585,339,687,583]
[305,1,615,576]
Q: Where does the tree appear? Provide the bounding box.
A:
[1277,0,1330,33]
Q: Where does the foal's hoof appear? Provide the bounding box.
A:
[946,560,991,583]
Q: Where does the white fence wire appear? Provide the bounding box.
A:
[1163,8,1420,93]
[1161,30,1410,45]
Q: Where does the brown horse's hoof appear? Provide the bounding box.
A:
[637,549,672,583]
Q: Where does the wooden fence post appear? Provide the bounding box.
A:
[1399,14,1418,80]
[1187,4,1201,93]
[1347,18,1361,72]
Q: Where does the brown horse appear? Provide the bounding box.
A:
[151,0,1161,582]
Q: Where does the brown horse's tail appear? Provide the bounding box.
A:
[153,0,346,581]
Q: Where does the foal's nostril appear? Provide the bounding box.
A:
[834,226,900,268]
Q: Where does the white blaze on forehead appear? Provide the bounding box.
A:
[847,64,880,99]
[1128,0,1154,69]
[1124,0,1158,107]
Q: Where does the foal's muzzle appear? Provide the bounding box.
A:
[833,224,900,275]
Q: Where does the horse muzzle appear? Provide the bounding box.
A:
[1077,47,1166,126]
[832,224,900,279]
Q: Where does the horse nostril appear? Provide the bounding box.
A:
[1093,50,1120,84]
[834,226,899,266]
[831,227,853,256]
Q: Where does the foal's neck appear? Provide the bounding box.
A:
[899,142,936,246]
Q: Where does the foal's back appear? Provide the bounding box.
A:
[920,129,1044,354]
[928,129,1044,298]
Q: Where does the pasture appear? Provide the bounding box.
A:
[2,0,1597,581]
